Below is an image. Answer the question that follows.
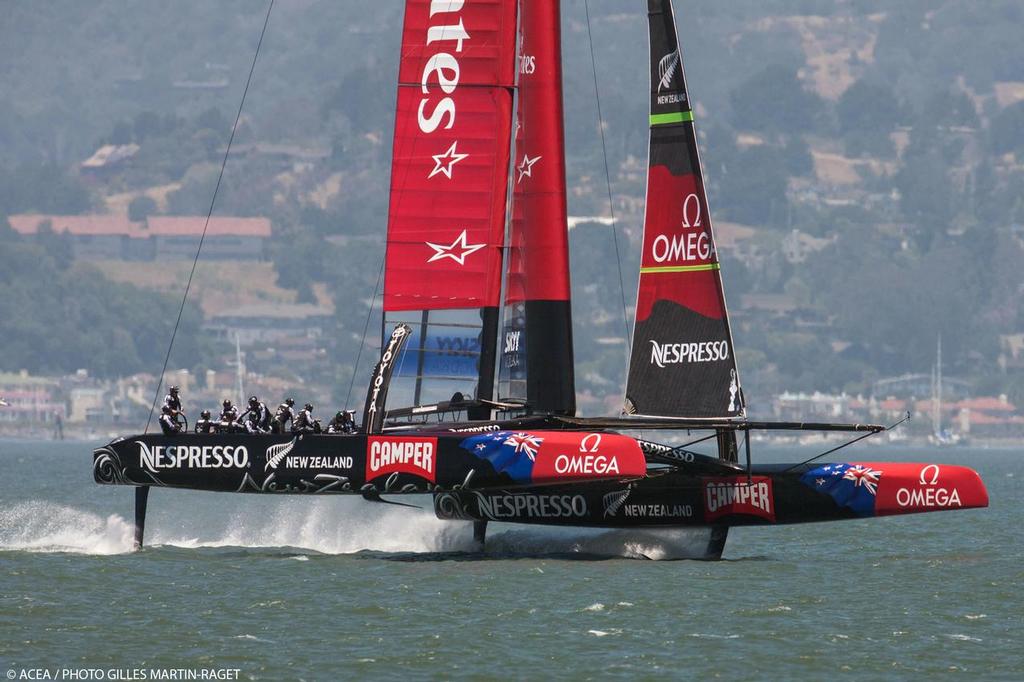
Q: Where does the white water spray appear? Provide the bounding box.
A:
[0,502,135,554]
[0,497,715,559]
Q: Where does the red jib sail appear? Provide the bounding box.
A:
[624,0,744,419]
[498,0,575,415]
[383,0,518,312]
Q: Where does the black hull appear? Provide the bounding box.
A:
[94,430,988,530]
[432,467,856,528]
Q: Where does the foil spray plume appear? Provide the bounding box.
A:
[1,497,716,559]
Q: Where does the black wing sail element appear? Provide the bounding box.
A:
[624,0,744,419]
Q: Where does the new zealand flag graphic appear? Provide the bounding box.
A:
[800,462,883,517]
[459,431,544,483]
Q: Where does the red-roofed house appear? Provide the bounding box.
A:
[8,214,271,260]
[953,396,1016,412]
[9,214,151,259]
[147,217,271,259]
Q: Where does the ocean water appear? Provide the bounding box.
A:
[1,439,1022,680]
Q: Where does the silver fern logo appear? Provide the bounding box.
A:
[658,50,680,92]
[603,488,632,518]
[265,437,298,471]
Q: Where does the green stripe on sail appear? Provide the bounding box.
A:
[640,262,720,274]
[649,111,694,126]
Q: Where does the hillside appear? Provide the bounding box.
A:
[2,1,1024,413]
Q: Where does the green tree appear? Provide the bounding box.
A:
[128,195,158,222]
[990,101,1024,155]
[718,145,789,226]
[729,65,824,134]
[837,80,902,133]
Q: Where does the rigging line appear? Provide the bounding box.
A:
[143,0,275,434]
[345,255,385,411]
[779,412,912,475]
[584,0,632,350]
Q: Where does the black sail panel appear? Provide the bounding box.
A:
[624,0,744,419]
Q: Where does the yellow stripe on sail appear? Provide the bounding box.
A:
[639,263,721,274]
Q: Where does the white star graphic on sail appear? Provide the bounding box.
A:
[425,230,486,265]
[428,141,469,180]
[517,153,541,183]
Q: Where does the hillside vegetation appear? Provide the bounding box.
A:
[2,1,1023,409]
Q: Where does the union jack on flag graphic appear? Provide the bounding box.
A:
[842,464,881,495]
[799,462,884,517]
[459,430,546,482]
[503,432,542,461]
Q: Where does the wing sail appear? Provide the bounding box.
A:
[624,0,744,420]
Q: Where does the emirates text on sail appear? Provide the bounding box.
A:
[417,1,470,133]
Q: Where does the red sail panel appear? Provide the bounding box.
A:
[624,0,743,419]
[506,0,571,305]
[498,0,575,415]
[384,0,518,312]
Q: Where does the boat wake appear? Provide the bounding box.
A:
[0,501,135,555]
[0,498,715,559]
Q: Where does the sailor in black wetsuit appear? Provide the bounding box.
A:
[244,396,271,433]
[327,410,357,434]
[220,399,239,423]
[163,386,183,420]
[242,396,269,434]
[194,410,215,434]
[159,405,181,435]
[271,398,295,434]
[218,400,243,433]
[218,412,245,434]
[292,403,318,433]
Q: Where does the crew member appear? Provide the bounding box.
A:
[271,398,295,434]
[245,395,271,431]
[194,410,215,434]
[220,399,239,423]
[218,412,245,434]
[327,410,356,434]
[292,403,318,433]
[163,386,182,416]
[158,405,181,435]
[243,397,269,434]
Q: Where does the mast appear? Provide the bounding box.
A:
[234,331,245,406]
[623,0,744,420]
[498,0,575,416]
[936,334,943,434]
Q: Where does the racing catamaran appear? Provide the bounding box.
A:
[93,0,987,559]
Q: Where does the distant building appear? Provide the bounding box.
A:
[781,229,833,264]
[80,144,140,178]
[204,303,333,347]
[146,217,270,260]
[0,371,65,424]
[8,214,271,260]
